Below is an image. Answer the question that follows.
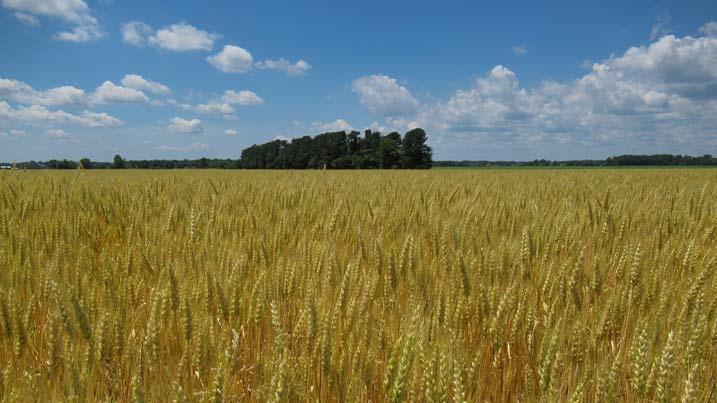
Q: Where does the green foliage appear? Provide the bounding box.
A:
[112,154,125,169]
[44,159,78,169]
[240,128,433,169]
[401,128,433,169]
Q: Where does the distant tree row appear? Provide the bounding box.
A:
[434,159,606,167]
[240,128,433,169]
[6,152,717,170]
[5,128,432,170]
[433,154,717,167]
[604,154,717,166]
[39,156,240,170]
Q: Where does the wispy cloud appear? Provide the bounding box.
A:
[512,45,528,55]
[2,0,104,42]
[649,9,671,41]
[156,142,208,151]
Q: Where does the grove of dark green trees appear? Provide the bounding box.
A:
[240,128,433,169]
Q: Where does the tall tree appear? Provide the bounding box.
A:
[313,131,347,168]
[379,132,402,169]
[357,130,381,168]
[347,131,361,155]
[112,154,125,169]
[288,136,315,169]
[401,128,433,169]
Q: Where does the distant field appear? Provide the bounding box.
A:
[1,169,716,401]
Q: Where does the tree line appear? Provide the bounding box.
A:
[3,128,433,170]
[12,157,243,170]
[4,150,717,170]
[604,154,717,166]
[240,128,432,169]
[434,154,717,167]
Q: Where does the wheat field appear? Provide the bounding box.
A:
[0,169,716,402]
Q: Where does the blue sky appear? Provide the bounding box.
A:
[1,0,716,161]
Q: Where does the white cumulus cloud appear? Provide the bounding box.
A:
[0,101,122,128]
[120,21,152,46]
[55,25,103,42]
[2,0,92,23]
[224,129,238,135]
[168,117,204,134]
[41,86,86,104]
[172,89,262,118]
[256,59,311,75]
[88,81,149,105]
[221,90,263,105]
[81,111,124,127]
[355,32,717,158]
[311,119,354,132]
[193,102,235,115]
[46,128,68,137]
[121,74,171,95]
[2,0,104,42]
[121,21,219,51]
[207,45,254,73]
[149,22,220,51]
[352,75,420,116]
[0,77,86,106]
